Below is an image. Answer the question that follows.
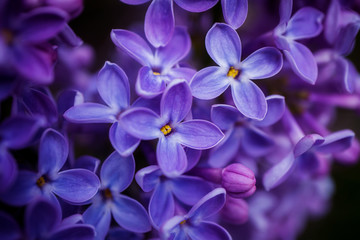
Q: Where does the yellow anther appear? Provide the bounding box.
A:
[180,219,186,225]
[227,67,239,78]
[153,71,161,76]
[160,124,172,136]
[36,176,46,187]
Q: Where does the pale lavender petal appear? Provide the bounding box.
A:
[0,150,17,193]
[279,0,293,24]
[205,23,241,67]
[187,188,226,221]
[145,0,174,47]
[190,66,230,99]
[119,107,163,140]
[187,221,231,240]
[64,103,117,123]
[149,182,175,229]
[160,216,184,240]
[97,62,130,111]
[111,29,153,65]
[253,95,285,127]
[171,176,212,205]
[285,7,324,40]
[344,59,357,93]
[262,152,295,191]
[241,47,283,79]
[167,67,196,83]
[52,169,100,203]
[136,66,166,97]
[121,0,150,4]
[157,27,191,70]
[221,0,248,29]
[111,194,151,233]
[231,79,267,120]
[157,136,187,176]
[335,22,360,56]
[211,104,242,130]
[316,130,355,154]
[174,0,218,12]
[83,203,111,240]
[284,41,318,84]
[38,129,68,175]
[174,120,224,149]
[109,122,140,157]
[50,225,96,240]
[294,134,324,158]
[161,79,192,123]
[100,151,135,192]
[135,165,162,192]
[242,127,274,157]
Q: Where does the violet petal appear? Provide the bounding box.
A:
[221,0,248,29]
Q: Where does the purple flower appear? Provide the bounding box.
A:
[64,62,140,156]
[273,0,324,84]
[135,165,212,228]
[220,195,249,224]
[160,188,231,240]
[83,152,151,239]
[120,79,224,176]
[1,129,100,206]
[190,23,283,120]
[111,27,194,97]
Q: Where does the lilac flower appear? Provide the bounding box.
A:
[220,195,248,224]
[120,79,224,176]
[135,165,212,228]
[273,0,324,84]
[1,129,100,206]
[160,188,231,240]
[64,61,140,156]
[190,23,283,120]
[83,152,151,239]
[111,27,194,97]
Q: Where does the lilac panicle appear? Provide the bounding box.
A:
[191,23,283,120]
[120,79,224,176]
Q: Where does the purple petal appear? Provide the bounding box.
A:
[132,95,161,115]
[242,47,283,79]
[135,165,162,192]
[253,95,285,127]
[18,7,67,43]
[109,122,140,157]
[262,152,295,191]
[324,0,340,44]
[174,120,224,149]
[284,41,318,84]
[157,136,187,177]
[161,79,192,123]
[156,27,191,70]
[111,194,151,233]
[294,134,325,158]
[0,212,21,240]
[136,66,167,97]
[335,22,360,55]
[344,59,357,93]
[111,29,153,65]
[83,203,111,240]
[167,67,196,83]
[50,225,96,240]
[0,150,17,193]
[119,107,163,140]
[97,62,130,111]
[74,156,100,173]
[187,222,231,240]
[149,182,175,229]
[190,66,230,99]
[120,0,150,4]
[171,176,212,205]
[187,188,226,221]
[231,79,267,120]
[25,198,61,240]
[145,0,174,47]
[1,171,40,206]
[174,0,218,12]
[38,129,68,175]
[160,216,184,239]
[185,148,202,171]
[221,0,248,29]
[316,130,355,154]
[279,0,293,24]
[205,23,241,67]
[285,7,324,40]
[211,104,242,130]
[64,103,117,123]
[242,127,274,157]
[52,169,100,203]
[57,89,84,115]
[100,151,135,192]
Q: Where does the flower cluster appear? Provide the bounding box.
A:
[0,0,360,239]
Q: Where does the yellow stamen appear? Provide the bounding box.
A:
[153,71,161,76]
[160,124,172,136]
[227,67,239,78]
[180,219,186,225]
[36,176,46,187]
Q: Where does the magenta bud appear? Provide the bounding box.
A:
[221,195,249,224]
[221,163,256,198]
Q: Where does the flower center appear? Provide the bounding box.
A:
[153,71,161,76]
[227,67,239,78]
[36,176,46,188]
[102,188,113,200]
[1,29,13,44]
[180,219,186,225]
[160,124,172,136]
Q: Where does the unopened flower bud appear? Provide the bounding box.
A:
[221,195,249,224]
[221,163,256,198]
